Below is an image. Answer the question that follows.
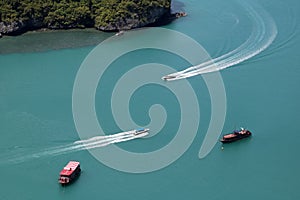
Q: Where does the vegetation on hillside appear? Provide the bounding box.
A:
[0,0,170,30]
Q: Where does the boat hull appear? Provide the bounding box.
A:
[59,161,81,185]
[220,134,251,143]
[220,130,252,143]
[59,172,81,185]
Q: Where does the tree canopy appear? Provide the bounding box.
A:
[0,0,171,30]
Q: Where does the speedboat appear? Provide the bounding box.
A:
[134,128,149,135]
[162,75,176,81]
[58,161,81,185]
[115,31,124,36]
[220,128,252,143]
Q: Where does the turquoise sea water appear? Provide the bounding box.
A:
[0,0,299,199]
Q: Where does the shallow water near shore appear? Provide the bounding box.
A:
[0,0,300,199]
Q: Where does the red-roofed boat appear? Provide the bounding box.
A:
[58,161,81,185]
[220,128,252,143]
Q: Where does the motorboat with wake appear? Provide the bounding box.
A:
[115,30,124,36]
[162,75,176,81]
[220,128,252,143]
[134,128,150,135]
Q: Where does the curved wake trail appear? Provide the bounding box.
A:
[1,130,148,164]
[163,0,277,80]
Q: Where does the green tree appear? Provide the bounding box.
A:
[0,0,171,32]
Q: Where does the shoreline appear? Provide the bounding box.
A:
[0,11,186,38]
[0,0,173,36]
[0,29,113,54]
[0,10,187,54]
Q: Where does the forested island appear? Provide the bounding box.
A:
[0,0,174,36]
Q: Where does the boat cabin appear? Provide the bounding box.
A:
[220,128,252,143]
[58,161,81,185]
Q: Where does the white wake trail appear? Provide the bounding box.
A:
[2,130,148,164]
[163,0,277,80]
[74,130,134,144]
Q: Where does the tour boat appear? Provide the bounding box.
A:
[58,161,81,185]
[220,128,252,143]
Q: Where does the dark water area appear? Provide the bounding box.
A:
[0,29,112,54]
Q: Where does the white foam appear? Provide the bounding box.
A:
[3,130,149,164]
[163,1,277,80]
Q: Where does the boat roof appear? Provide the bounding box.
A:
[60,161,80,176]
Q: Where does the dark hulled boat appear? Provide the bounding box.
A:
[220,128,252,143]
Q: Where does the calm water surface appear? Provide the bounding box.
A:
[0,0,299,199]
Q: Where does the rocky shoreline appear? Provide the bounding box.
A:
[96,7,171,31]
[0,19,44,36]
[0,0,184,37]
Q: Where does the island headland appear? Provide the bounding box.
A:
[0,0,186,36]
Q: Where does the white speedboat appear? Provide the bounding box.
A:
[134,128,149,135]
[162,75,176,81]
[115,31,124,36]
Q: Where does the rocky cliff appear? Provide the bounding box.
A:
[0,0,172,36]
[0,19,44,35]
[96,7,171,31]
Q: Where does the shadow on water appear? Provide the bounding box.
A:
[0,29,113,54]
